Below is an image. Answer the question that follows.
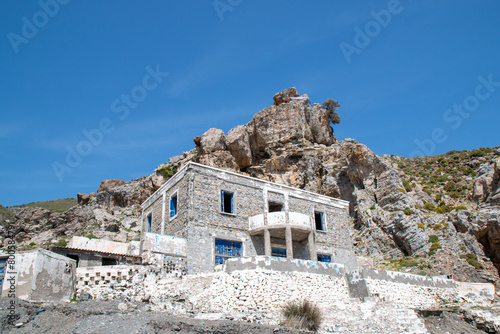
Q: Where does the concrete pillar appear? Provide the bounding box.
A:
[308,231,317,261]
[264,229,271,257]
[285,227,293,259]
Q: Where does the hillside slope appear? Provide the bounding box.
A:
[1,88,499,287]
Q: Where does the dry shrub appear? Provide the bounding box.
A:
[282,300,322,331]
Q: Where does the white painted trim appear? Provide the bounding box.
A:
[141,162,350,210]
[161,192,166,235]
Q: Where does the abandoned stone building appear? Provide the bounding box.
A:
[52,236,142,268]
[140,162,356,273]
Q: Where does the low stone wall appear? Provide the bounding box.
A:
[76,258,479,315]
[199,268,350,313]
[360,269,460,308]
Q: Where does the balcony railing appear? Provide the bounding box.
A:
[248,211,312,230]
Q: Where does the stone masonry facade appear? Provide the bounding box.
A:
[140,162,355,273]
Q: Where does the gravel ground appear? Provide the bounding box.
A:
[2,297,495,334]
[0,298,310,334]
[419,310,489,334]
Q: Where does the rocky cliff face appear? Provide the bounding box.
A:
[2,88,499,287]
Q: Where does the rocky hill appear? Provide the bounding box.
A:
[2,87,499,287]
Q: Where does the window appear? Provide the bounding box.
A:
[268,201,283,212]
[221,191,234,214]
[147,213,152,232]
[102,257,117,266]
[170,194,178,218]
[317,254,331,263]
[215,239,242,265]
[272,247,286,258]
[315,211,324,231]
[0,257,7,289]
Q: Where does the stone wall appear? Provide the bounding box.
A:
[358,269,460,308]
[76,257,491,322]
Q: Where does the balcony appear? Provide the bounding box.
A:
[248,211,317,260]
[248,211,312,232]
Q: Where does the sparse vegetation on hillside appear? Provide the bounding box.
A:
[391,147,499,207]
[12,198,77,213]
[0,204,13,219]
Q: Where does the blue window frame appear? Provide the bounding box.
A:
[170,194,178,218]
[272,247,286,258]
[221,191,234,214]
[215,239,241,265]
[0,257,7,289]
[317,254,331,263]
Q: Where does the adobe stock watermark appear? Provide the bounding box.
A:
[7,0,70,54]
[51,65,169,182]
[340,0,404,64]
[4,225,18,326]
[213,0,243,21]
[410,74,499,157]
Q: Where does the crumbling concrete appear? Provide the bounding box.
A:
[1,249,76,302]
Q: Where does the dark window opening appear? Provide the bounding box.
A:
[147,214,152,232]
[67,254,80,267]
[272,247,286,258]
[102,257,117,266]
[221,191,234,214]
[170,194,178,218]
[268,201,283,212]
[317,254,331,263]
[315,212,324,231]
[215,239,242,265]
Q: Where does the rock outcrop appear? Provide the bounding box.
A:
[2,87,499,287]
[97,179,127,193]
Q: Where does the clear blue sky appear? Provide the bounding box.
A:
[1,1,499,206]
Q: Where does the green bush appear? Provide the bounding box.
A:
[398,188,405,193]
[460,254,483,269]
[437,175,447,183]
[403,180,413,192]
[369,204,376,211]
[444,182,456,192]
[55,239,68,247]
[282,300,322,331]
[404,209,413,215]
[417,223,425,229]
[433,224,443,231]
[455,205,467,211]
[428,235,439,243]
[428,250,436,256]
[430,242,442,252]
[399,258,419,267]
[157,164,178,178]
[424,203,435,211]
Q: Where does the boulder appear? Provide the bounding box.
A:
[97,179,126,193]
[195,128,227,155]
[226,125,253,168]
[272,87,299,106]
[77,193,90,205]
